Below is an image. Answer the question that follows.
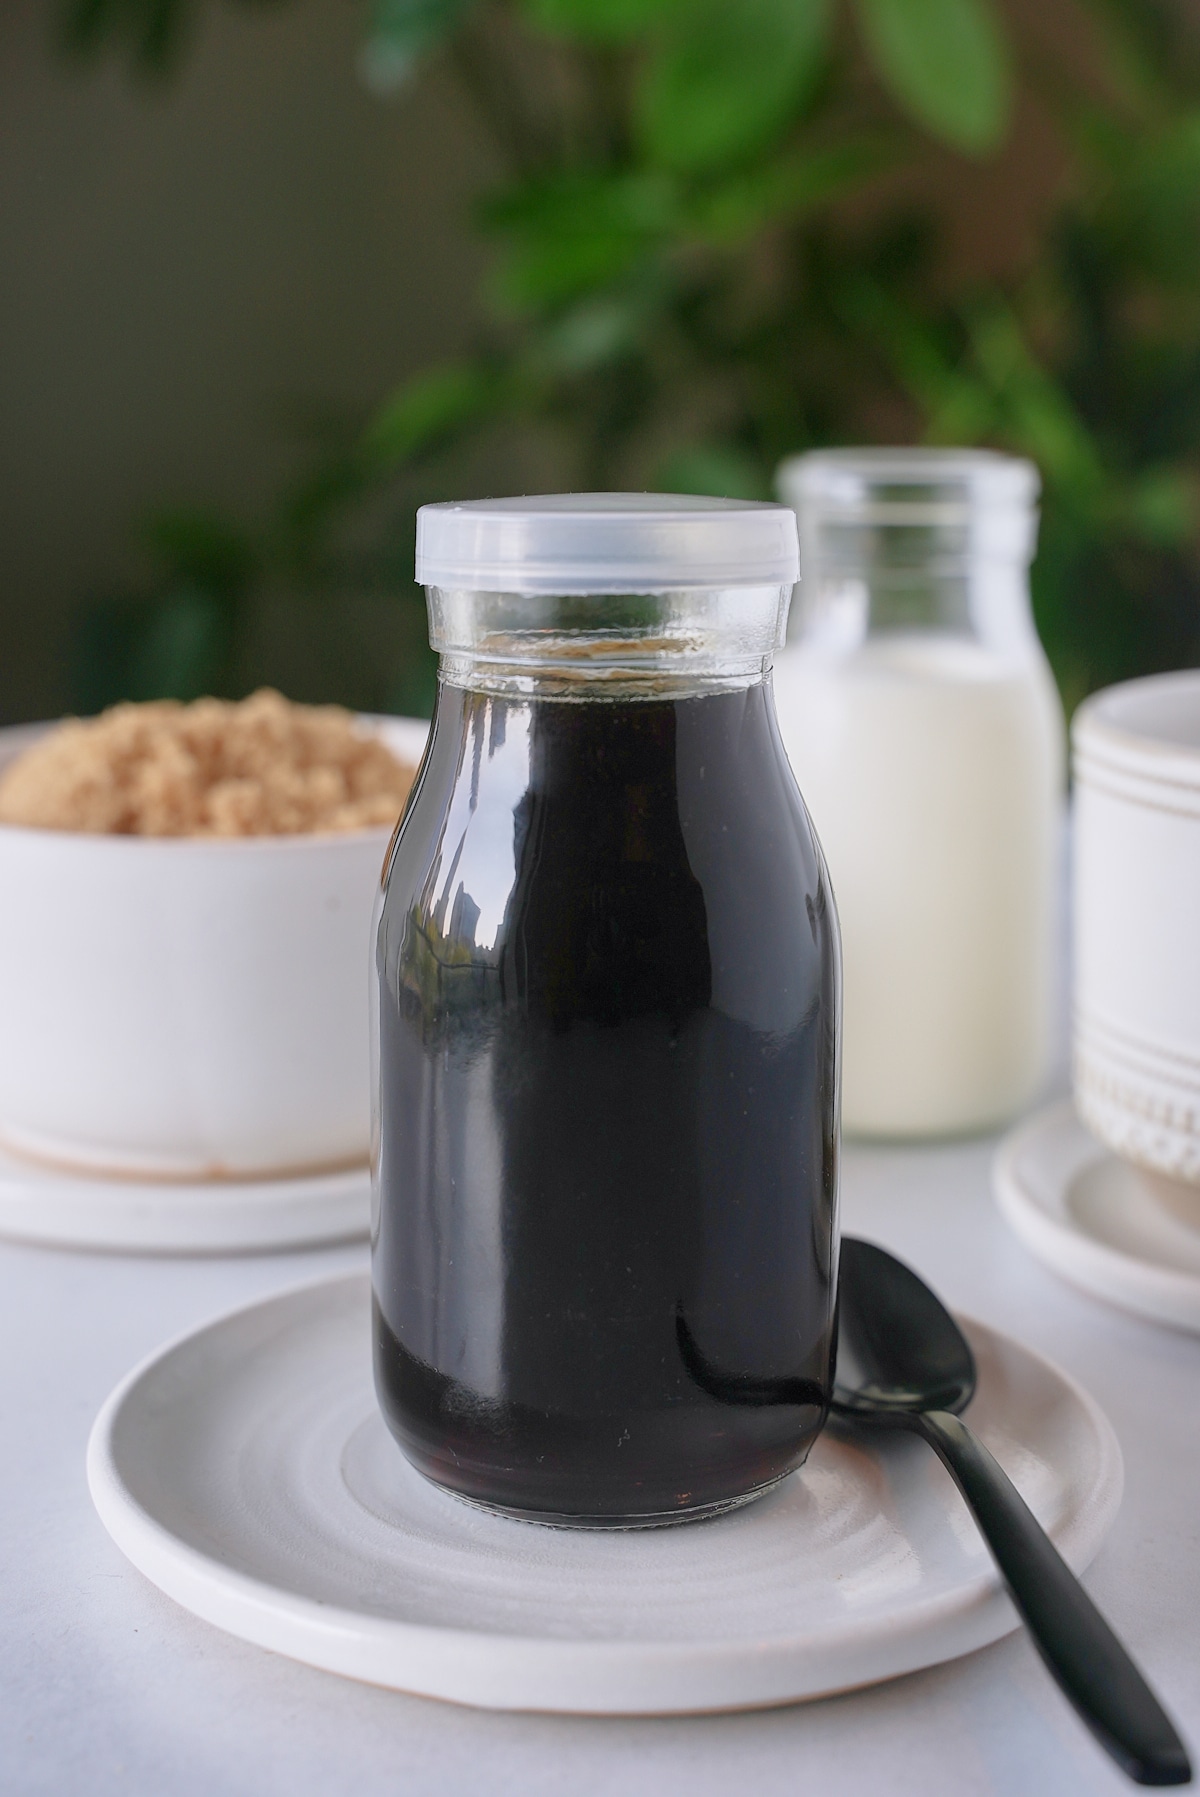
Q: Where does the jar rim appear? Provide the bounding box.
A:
[777,447,1039,521]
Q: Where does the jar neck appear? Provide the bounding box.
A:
[786,471,1041,662]
[787,558,1040,661]
[428,584,791,699]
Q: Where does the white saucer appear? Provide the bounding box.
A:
[994,1101,1200,1333]
[87,1272,1122,1714]
[0,1138,369,1255]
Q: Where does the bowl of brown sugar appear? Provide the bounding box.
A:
[0,690,427,1179]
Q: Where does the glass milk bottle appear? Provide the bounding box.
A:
[773,450,1064,1138]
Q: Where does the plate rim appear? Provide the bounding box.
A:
[0,1144,370,1256]
[86,1270,1125,1714]
[993,1099,1200,1331]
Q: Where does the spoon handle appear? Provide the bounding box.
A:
[915,1409,1190,1787]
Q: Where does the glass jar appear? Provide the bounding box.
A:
[774,449,1065,1139]
[372,494,840,1527]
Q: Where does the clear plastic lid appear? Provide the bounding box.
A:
[415,493,800,595]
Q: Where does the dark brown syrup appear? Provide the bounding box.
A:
[373,678,839,1523]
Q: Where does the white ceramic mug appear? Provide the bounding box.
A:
[1073,670,1200,1186]
[0,716,428,1180]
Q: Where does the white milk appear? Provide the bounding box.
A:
[773,632,1063,1136]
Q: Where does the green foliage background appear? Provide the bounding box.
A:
[60,0,1200,715]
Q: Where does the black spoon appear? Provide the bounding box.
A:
[676,1236,1191,1785]
[833,1237,1191,1787]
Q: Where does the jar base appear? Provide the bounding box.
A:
[420,1467,792,1531]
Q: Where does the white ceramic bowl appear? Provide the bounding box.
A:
[0,715,429,1180]
[1073,670,1200,1187]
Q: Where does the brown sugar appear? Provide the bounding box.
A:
[0,690,418,837]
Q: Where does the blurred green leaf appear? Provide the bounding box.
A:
[686,140,894,243]
[71,519,247,709]
[77,510,255,705]
[832,274,998,440]
[1106,114,1200,285]
[481,172,677,308]
[59,0,194,71]
[134,586,234,699]
[964,303,1105,500]
[501,233,645,307]
[59,0,292,74]
[520,0,670,43]
[364,361,503,465]
[637,0,832,173]
[481,170,678,235]
[360,0,475,94]
[853,0,1012,153]
[1124,466,1199,546]
[281,456,378,563]
[658,442,770,497]
[536,295,645,371]
[1074,0,1185,117]
[282,362,502,561]
[1075,0,1167,113]
[141,510,258,593]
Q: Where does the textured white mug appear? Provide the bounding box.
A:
[1073,670,1200,1186]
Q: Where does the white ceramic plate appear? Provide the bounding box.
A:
[994,1100,1200,1333]
[87,1272,1123,1714]
[0,1138,369,1254]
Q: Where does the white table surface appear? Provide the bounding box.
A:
[2,1128,1197,1797]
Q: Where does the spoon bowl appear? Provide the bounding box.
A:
[833,1236,976,1420]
